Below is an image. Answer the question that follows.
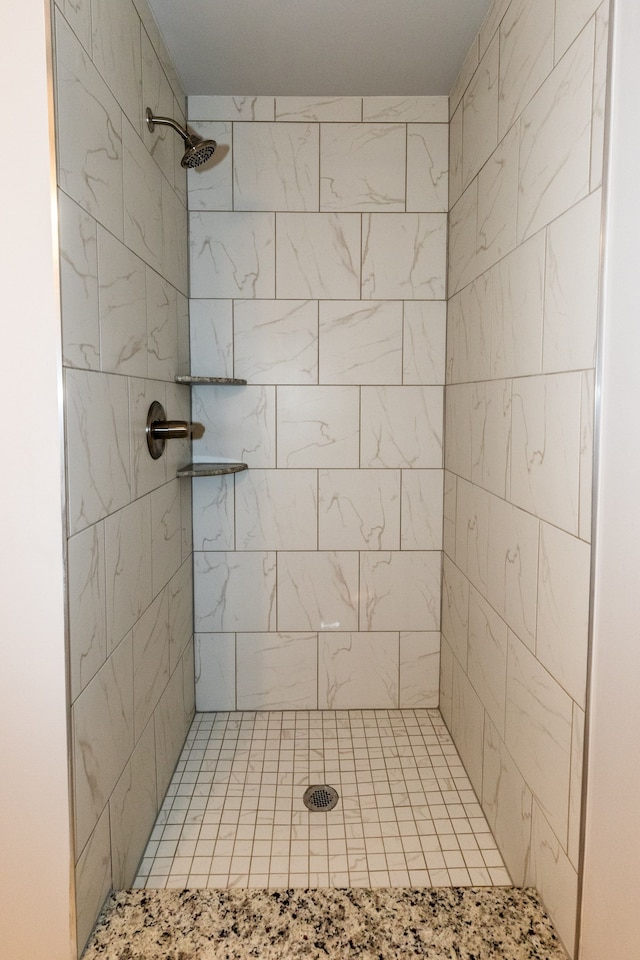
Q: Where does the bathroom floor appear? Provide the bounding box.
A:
[135,709,510,889]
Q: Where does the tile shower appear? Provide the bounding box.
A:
[53,0,608,957]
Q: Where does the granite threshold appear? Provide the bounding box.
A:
[81,886,569,959]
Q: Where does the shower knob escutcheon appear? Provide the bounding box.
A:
[146,401,193,460]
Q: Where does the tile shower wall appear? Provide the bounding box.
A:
[443,0,608,954]
[54,0,195,949]
[187,96,447,712]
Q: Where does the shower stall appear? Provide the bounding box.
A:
[6,0,640,958]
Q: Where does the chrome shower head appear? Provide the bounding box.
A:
[145,108,217,169]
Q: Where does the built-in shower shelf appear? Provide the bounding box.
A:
[175,376,248,385]
[176,461,248,478]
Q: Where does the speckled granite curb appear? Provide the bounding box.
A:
[82,887,568,959]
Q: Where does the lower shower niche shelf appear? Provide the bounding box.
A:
[177,461,248,478]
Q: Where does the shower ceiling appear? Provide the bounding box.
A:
[146,0,494,96]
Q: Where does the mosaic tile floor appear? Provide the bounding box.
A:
[135,709,510,889]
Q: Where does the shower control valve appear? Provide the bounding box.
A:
[146,400,194,460]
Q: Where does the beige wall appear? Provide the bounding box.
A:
[443,0,608,954]
[53,0,195,948]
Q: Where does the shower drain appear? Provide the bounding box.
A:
[303,784,339,812]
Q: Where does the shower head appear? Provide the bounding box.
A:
[145,108,217,169]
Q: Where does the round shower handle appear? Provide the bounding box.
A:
[146,401,193,459]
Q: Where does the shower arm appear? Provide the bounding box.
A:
[145,109,192,145]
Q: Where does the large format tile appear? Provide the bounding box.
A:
[360,551,441,632]
[319,301,402,385]
[406,124,448,213]
[234,300,318,384]
[451,658,485,796]
[276,213,360,299]
[105,496,153,650]
[468,588,508,736]
[526,803,578,956]
[482,720,533,885]
[190,211,275,298]
[65,369,131,534]
[97,227,147,376]
[399,632,440,707]
[487,496,539,651]
[318,469,400,551]
[187,122,233,211]
[109,720,157,888]
[277,386,359,468]
[403,302,446,385]
[192,474,235,551]
[146,268,179,381]
[320,123,406,212]
[91,0,142,128]
[361,386,443,468]
[189,300,233,377]
[362,214,447,299]
[236,634,318,709]
[58,191,100,369]
[235,469,318,550]
[123,119,163,273]
[318,633,399,708]
[234,122,319,211]
[68,521,107,701]
[278,552,359,632]
[75,808,112,953]
[498,0,554,139]
[194,552,276,632]
[363,96,448,122]
[192,385,276,467]
[462,34,499,188]
[400,470,444,550]
[150,481,183,596]
[195,633,236,711]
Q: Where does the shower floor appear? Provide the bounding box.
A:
[135,709,511,890]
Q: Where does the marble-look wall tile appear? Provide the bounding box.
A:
[141,29,175,185]
[476,126,519,276]
[154,664,189,801]
[468,588,508,736]
[132,590,170,739]
[454,478,490,596]
[451,658,485,796]
[59,191,100,369]
[181,641,196,726]
[68,522,107,701]
[362,213,447,300]
[568,703,584,868]
[277,385,359,468]
[399,632,440,707]
[192,475,235,551]
[276,97,362,122]
[161,176,188,295]
[188,95,275,121]
[498,0,554,139]
[192,384,276,467]
[187,122,233,211]
[234,300,318,384]
[123,119,163,273]
[319,469,400,551]
[487,495,539,650]
[543,189,601,373]
[462,34,499,189]
[167,559,193,672]
[470,379,512,499]
[90,0,142,129]
[579,371,594,542]
[235,122,319,211]
[195,633,236,711]
[104,496,152,650]
[526,803,578,956]
[448,182,478,296]
[190,211,275,298]
[450,37,479,114]
[363,97,448,122]
[97,227,147,376]
[276,213,360,299]
[278,551,359,632]
[360,551,441,631]
[517,21,594,242]
[59,0,92,53]
[55,11,124,238]
[449,105,463,207]
[150,480,183,596]
[237,633,318,709]
[439,639,454,730]
[235,469,317,550]
[319,301,402,385]
[555,0,601,61]
[445,382,474,481]
[75,807,111,952]
[406,124,448,213]
[506,634,573,841]
[482,719,533,885]
[319,633,399,708]
[511,372,582,533]
[146,268,178,380]
[66,369,131,534]
[447,277,492,384]
[479,0,512,57]
[361,385,443,468]
[442,555,470,668]
[536,523,590,706]
[401,470,444,550]
[189,299,233,377]
[320,123,405,212]
[590,3,609,191]
[403,302,446,385]
[109,719,157,887]
[194,551,276,632]
[73,634,134,852]
[490,232,545,379]
[443,471,457,561]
